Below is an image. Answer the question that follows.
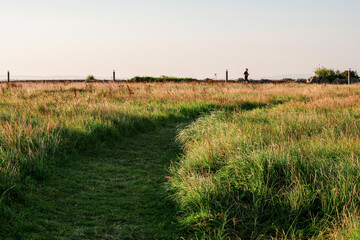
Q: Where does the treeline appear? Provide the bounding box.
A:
[315,67,359,81]
[128,76,198,82]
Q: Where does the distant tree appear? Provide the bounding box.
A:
[342,70,359,79]
[314,67,345,81]
[87,75,95,81]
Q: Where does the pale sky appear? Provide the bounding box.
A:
[1,0,359,80]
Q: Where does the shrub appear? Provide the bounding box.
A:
[342,70,359,79]
[86,75,95,81]
[314,67,345,81]
[128,76,198,83]
[281,78,295,82]
[315,67,346,81]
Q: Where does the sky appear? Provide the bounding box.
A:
[0,0,359,80]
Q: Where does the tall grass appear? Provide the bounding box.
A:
[169,85,360,239]
[0,82,292,227]
[0,82,221,197]
[1,82,360,238]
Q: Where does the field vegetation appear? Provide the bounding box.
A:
[0,81,272,238]
[0,82,359,239]
[170,84,360,239]
[314,67,359,81]
[129,76,198,82]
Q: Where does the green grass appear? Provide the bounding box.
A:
[11,123,184,239]
[2,82,360,239]
[0,103,219,238]
[169,90,360,239]
[1,82,271,238]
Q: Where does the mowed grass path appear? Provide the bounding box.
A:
[22,124,184,239]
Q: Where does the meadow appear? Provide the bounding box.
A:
[0,82,359,239]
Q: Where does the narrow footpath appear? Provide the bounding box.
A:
[23,124,184,239]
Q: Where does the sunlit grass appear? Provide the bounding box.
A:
[1,82,360,238]
[169,85,360,239]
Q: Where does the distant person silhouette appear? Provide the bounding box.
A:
[244,68,249,81]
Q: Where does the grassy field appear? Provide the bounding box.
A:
[169,85,360,239]
[20,123,184,239]
[0,82,360,239]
